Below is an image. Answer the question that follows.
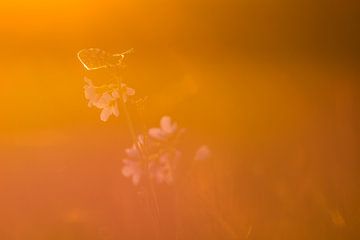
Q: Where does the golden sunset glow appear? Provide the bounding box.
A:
[0,1,360,239]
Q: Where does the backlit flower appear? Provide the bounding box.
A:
[83,77,136,122]
[122,117,188,186]
[84,77,101,107]
[122,159,142,185]
[96,90,120,122]
[148,116,179,141]
[121,135,144,185]
[120,83,135,102]
[194,145,211,161]
[152,150,181,184]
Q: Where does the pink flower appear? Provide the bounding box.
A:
[120,83,135,102]
[124,135,144,159]
[84,77,101,107]
[83,77,136,122]
[194,145,211,161]
[96,91,120,121]
[148,116,178,141]
[152,150,181,185]
[121,135,144,185]
[122,159,142,185]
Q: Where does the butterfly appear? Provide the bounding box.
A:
[77,48,134,70]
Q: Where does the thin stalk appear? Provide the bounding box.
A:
[148,169,161,224]
[113,69,161,239]
[113,73,141,152]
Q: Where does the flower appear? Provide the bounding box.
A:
[83,77,136,122]
[121,135,144,185]
[122,159,142,185]
[120,83,135,102]
[121,133,183,185]
[122,117,186,186]
[124,135,144,159]
[152,150,181,184]
[194,145,211,161]
[84,77,101,107]
[96,90,120,121]
[148,116,179,141]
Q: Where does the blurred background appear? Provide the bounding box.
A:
[0,0,360,239]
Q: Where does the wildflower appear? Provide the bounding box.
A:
[84,77,101,107]
[83,77,136,122]
[125,135,144,159]
[148,116,179,141]
[121,133,182,185]
[194,145,211,161]
[96,90,120,122]
[121,135,144,185]
[83,78,119,121]
[152,150,181,184]
[122,159,142,185]
[120,83,135,102]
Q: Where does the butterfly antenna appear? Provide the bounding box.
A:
[113,48,134,58]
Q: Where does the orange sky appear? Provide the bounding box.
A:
[0,1,360,239]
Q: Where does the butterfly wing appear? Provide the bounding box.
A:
[77,48,134,71]
[77,48,113,70]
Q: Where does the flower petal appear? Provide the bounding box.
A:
[112,101,120,117]
[125,145,139,159]
[100,107,112,121]
[111,89,120,99]
[96,93,113,108]
[194,145,211,161]
[84,77,93,85]
[161,116,177,134]
[122,165,133,177]
[122,93,128,103]
[148,128,166,141]
[154,164,173,185]
[84,85,93,100]
[126,87,135,96]
[159,152,170,164]
[132,173,141,185]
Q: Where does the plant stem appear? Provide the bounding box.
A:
[114,70,161,239]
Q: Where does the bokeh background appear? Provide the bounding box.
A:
[0,0,360,239]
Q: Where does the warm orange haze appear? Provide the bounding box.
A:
[0,0,360,239]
